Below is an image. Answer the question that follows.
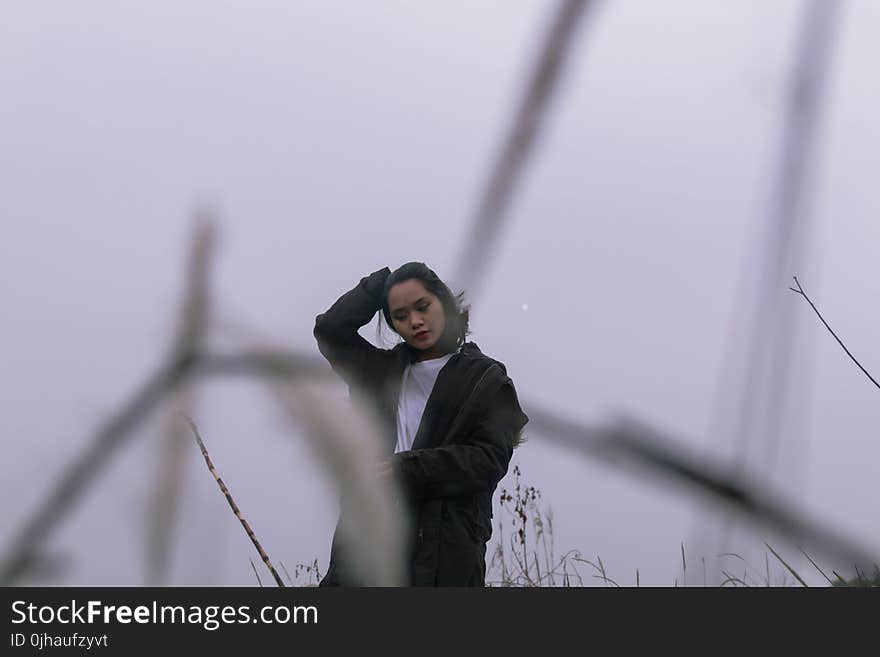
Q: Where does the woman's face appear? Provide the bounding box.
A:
[387,279,447,359]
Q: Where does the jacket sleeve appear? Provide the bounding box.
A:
[313,267,393,389]
[390,380,528,500]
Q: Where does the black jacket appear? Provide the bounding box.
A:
[313,267,529,586]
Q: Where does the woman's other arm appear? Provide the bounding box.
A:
[389,380,528,500]
[313,266,393,389]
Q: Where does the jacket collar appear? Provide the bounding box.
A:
[396,340,475,364]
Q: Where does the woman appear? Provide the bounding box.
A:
[313,262,528,586]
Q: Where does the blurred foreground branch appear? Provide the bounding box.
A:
[454,0,594,301]
[4,344,876,584]
[0,348,329,586]
[147,216,214,584]
[526,405,877,572]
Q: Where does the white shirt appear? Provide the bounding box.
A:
[394,352,455,454]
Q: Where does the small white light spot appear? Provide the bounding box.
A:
[521,304,528,312]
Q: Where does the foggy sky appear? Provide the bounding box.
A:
[2,0,877,586]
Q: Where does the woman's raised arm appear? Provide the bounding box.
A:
[313,266,394,389]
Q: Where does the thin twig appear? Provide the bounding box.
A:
[279,561,294,587]
[721,552,764,586]
[681,543,687,587]
[790,276,880,390]
[187,416,285,587]
[765,542,808,587]
[249,558,263,587]
[798,546,834,585]
[853,564,866,586]
[597,555,618,587]
[720,570,749,587]
[573,555,619,587]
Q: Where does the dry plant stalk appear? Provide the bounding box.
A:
[0,340,337,586]
[765,542,808,588]
[700,0,845,582]
[789,276,879,390]
[524,406,878,573]
[186,416,285,588]
[211,319,409,587]
[269,376,407,587]
[4,338,874,584]
[5,260,877,586]
[490,465,588,587]
[147,214,215,585]
[249,558,263,587]
[454,0,593,300]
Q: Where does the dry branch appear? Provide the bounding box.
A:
[790,276,879,390]
[186,416,284,588]
[454,0,593,300]
[0,349,330,586]
[525,405,878,572]
[147,215,215,584]
[765,542,808,587]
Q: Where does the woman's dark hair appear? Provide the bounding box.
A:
[379,262,470,354]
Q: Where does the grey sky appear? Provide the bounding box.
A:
[2,1,877,586]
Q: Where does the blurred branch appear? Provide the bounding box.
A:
[0,356,189,586]
[703,0,846,567]
[147,215,215,585]
[790,275,880,390]
[265,378,407,587]
[187,416,284,587]
[213,311,409,586]
[525,404,878,572]
[5,344,876,585]
[0,349,331,586]
[454,0,594,301]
